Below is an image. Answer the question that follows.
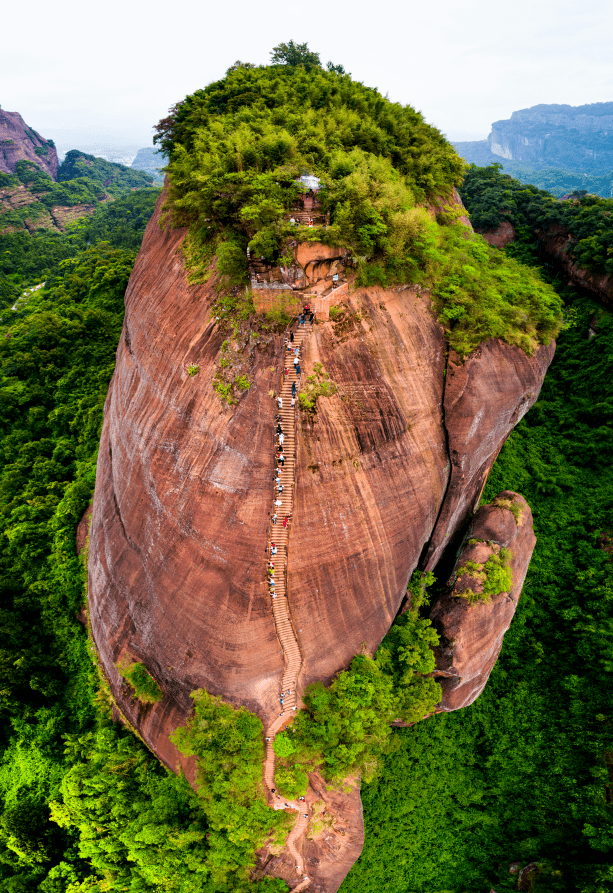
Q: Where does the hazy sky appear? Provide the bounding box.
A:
[3,0,612,150]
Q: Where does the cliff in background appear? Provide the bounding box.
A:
[0,109,58,179]
[488,102,613,171]
[454,102,613,199]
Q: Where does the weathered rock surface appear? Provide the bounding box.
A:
[88,191,554,890]
[0,109,58,178]
[430,491,536,711]
[422,338,554,571]
[482,220,516,249]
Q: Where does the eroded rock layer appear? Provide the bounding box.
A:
[430,491,536,711]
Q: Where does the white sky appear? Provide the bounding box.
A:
[2,0,612,150]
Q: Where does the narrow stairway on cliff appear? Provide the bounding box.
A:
[264,318,312,884]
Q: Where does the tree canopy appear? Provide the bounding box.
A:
[270,40,321,70]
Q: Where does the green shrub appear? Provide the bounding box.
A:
[171,690,288,883]
[274,764,309,799]
[298,362,337,413]
[187,364,200,376]
[117,660,163,703]
[264,308,293,329]
[456,547,513,604]
[273,732,296,758]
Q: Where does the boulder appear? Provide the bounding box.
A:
[430,491,536,711]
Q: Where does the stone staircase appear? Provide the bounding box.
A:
[263,319,313,885]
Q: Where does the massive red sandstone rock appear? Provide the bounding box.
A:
[87,191,554,888]
[0,110,58,179]
[430,491,536,711]
[422,338,554,571]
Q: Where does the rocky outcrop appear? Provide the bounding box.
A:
[430,491,536,711]
[0,110,58,179]
[87,191,554,890]
[482,220,515,249]
[422,339,553,571]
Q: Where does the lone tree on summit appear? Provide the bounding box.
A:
[270,41,321,71]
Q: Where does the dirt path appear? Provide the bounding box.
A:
[264,319,312,886]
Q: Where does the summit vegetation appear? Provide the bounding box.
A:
[156,45,562,357]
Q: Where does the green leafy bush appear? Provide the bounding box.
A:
[298,362,337,412]
[117,660,163,703]
[171,690,288,884]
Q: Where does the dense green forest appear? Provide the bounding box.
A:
[0,190,159,310]
[459,164,613,277]
[0,153,153,233]
[501,165,613,200]
[0,46,611,893]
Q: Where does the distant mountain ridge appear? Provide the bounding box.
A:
[488,102,613,170]
[454,101,613,198]
[456,102,613,173]
[0,108,59,179]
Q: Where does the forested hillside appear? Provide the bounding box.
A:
[460,163,613,277]
[0,150,154,244]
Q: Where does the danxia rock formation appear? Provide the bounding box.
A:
[430,491,536,711]
[87,190,555,890]
[0,109,58,178]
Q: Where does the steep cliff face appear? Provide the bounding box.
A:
[88,190,554,755]
[536,225,613,311]
[487,102,613,171]
[430,491,536,711]
[422,338,554,571]
[0,109,58,178]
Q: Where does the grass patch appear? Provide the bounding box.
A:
[455,547,513,604]
[298,362,337,413]
[117,660,163,704]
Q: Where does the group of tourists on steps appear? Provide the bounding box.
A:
[264,310,313,881]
